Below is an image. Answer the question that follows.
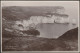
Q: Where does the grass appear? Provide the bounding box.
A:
[2,27,78,51]
[2,36,67,51]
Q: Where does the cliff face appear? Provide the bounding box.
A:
[2,6,64,21]
[2,6,65,33]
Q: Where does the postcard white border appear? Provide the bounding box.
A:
[1,1,79,53]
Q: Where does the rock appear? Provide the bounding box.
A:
[22,29,40,36]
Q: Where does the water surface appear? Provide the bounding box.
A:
[36,23,77,38]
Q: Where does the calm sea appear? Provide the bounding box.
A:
[36,23,77,38]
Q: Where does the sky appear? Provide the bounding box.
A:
[1,1,79,26]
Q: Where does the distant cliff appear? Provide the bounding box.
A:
[2,6,64,21]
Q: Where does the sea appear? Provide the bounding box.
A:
[36,23,77,38]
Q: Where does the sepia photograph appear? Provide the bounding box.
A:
[1,1,79,51]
